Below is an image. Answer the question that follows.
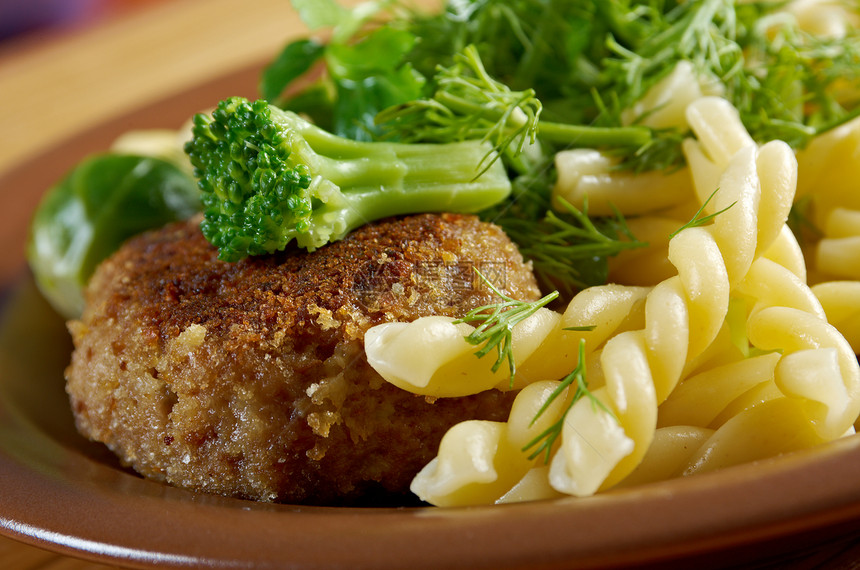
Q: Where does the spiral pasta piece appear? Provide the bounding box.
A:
[621,61,723,130]
[364,285,650,398]
[366,96,860,506]
[410,380,571,506]
[663,265,860,476]
[785,0,860,39]
[747,307,860,439]
[812,280,860,352]
[365,307,593,397]
[816,208,860,280]
[552,148,694,217]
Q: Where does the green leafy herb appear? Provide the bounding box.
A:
[326,26,426,140]
[455,271,559,385]
[376,44,651,167]
[488,196,647,298]
[260,38,327,105]
[523,338,614,463]
[668,187,736,239]
[272,0,424,140]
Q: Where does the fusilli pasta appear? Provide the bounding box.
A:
[365,94,860,506]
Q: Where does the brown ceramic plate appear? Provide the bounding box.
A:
[3,65,860,570]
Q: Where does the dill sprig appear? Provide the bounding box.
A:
[729,11,860,148]
[455,271,559,385]
[375,44,543,173]
[522,338,614,464]
[668,187,736,239]
[489,196,647,298]
[600,0,860,157]
[376,44,651,164]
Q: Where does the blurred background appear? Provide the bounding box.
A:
[0,0,165,43]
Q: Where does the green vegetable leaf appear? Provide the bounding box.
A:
[260,38,326,104]
[27,154,200,318]
[326,26,426,140]
[290,0,350,30]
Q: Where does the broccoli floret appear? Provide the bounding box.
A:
[184,97,512,261]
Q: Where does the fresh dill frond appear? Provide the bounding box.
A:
[490,197,648,298]
[376,44,650,165]
[455,271,559,385]
[596,0,860,166]
[731,12,860,148]
[599,0,745,128]
[669,187,736,239]
[375,44,543,169]
[522,338,614,464]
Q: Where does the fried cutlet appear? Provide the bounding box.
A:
[65,213,541,505]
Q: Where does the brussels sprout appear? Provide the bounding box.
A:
[27,154,200,319]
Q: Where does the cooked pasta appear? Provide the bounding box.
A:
[607,216,688,286]
[791,94,860,355]
[812,281,860,352]
[553,148,694,217]
[620,61,723,131]
[785,0,860,39]
[547,103,798,499]
[364,91,860,506]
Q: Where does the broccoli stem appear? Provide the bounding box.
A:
[434,91,652,149]
[302,134,513,246]
[185,97,511,261]
[275,107,504,196]
[535,121,652,147]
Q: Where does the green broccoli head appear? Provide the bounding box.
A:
[184,96,511,261]
[186,98,316,259]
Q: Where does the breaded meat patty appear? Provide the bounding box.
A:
[66,213,541,505]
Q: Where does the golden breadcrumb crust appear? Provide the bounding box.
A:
[66,213,540,505]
